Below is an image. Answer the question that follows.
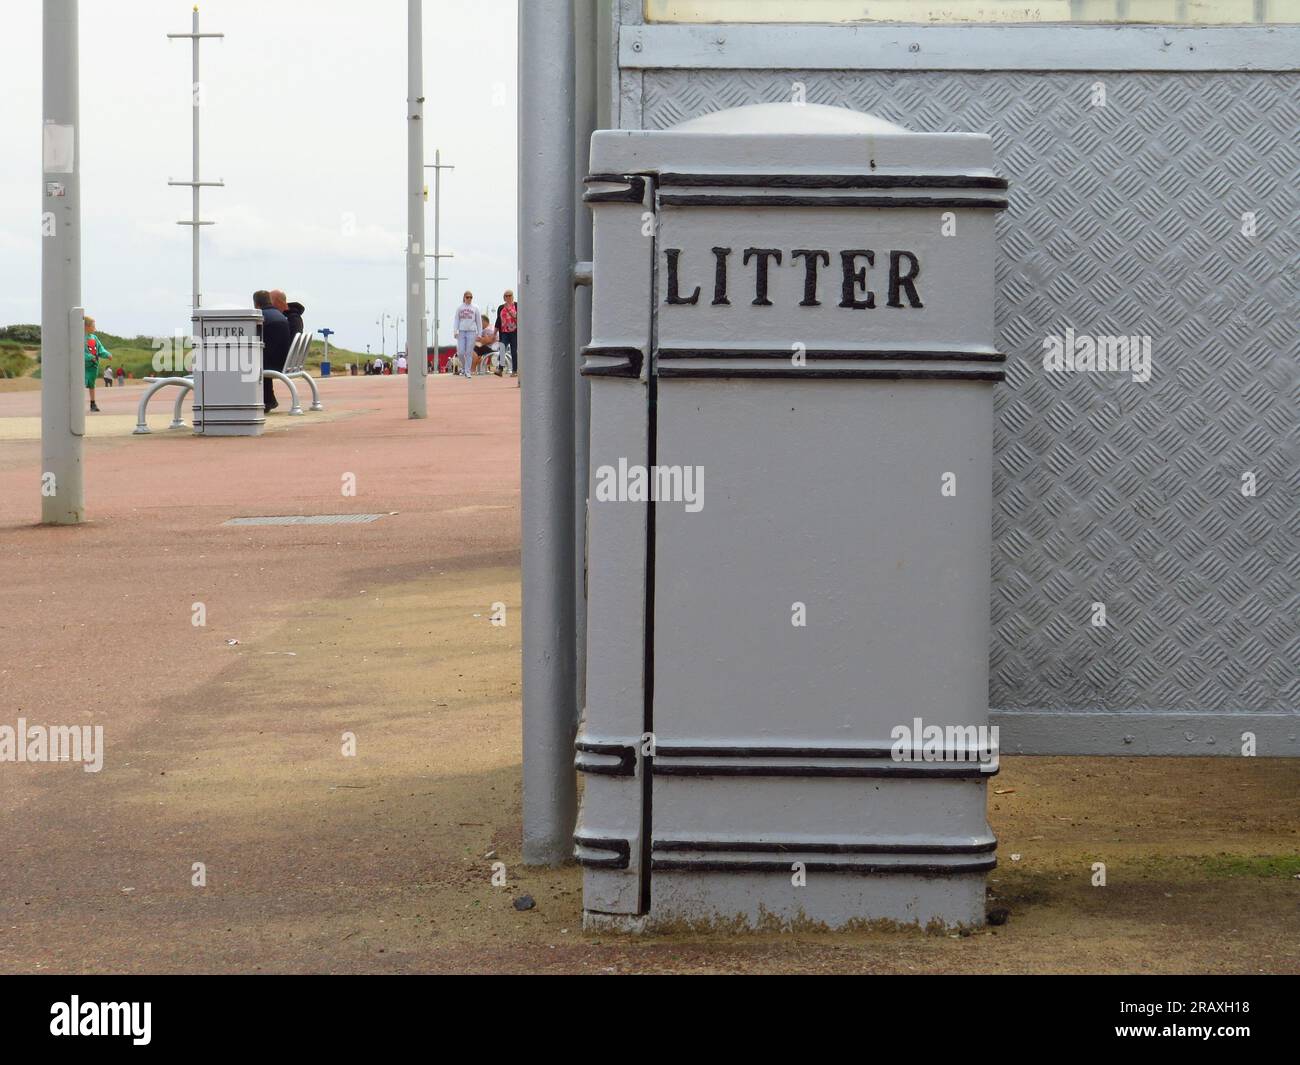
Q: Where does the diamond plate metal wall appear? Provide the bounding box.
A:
[641,70,1300,715]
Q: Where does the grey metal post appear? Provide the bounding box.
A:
[572,0,598,718]
[41,0,83,526]
[424,150,454,362]
[167,7,223,311]
[433,148,441,356]
[519,0,578,865]
[407,0,428,418]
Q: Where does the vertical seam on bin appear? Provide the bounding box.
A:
[640,175,658,916]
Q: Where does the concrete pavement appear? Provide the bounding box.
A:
[0,372,1296,973]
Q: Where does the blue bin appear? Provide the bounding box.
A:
[320,361,331,377]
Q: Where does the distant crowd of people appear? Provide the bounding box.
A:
[254,289,306,412]
[365,353,406,375]
[82,285,518,415]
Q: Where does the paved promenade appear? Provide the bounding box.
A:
[0,374,1295,973]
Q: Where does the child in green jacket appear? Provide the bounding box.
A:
[84,316,111,413]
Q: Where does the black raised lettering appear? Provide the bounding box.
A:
[888,250,923,308]
[711,247,731,306]
[665,248,700,305]
[743,248,782,307]
[839,250,876,309]
[791,249,830,307]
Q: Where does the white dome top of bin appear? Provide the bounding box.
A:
[671,103,907,136]
[589,103,995,175]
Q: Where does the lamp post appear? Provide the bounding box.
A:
[406,0,428,419]
[166,5,224,312]
[40,0,84,525]
[519,0,578,865]
[425,150,455,362]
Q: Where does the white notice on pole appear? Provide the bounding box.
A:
[43,122,75,174]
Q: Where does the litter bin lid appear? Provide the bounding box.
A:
[192,307,265,327]
[192,308,263,318]
[673,102,905,136]
[590,102,997,178]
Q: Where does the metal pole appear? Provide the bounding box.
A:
[520,0,578,865]
[41,0,83,525]
[433,151,455,359]
[424,152,454,369]
[167,6,223,312]
[434,150,442,357]
[572,0,597,721]
[191,8,199,308]
[406,0,428,418]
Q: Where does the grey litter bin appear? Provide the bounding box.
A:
[575,104,1008,931]
[192,308,265,437]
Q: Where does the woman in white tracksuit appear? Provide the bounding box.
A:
[454,292,481,378]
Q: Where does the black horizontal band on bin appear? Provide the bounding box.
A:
[574,835,632,871]
[653,838,997,855]
[657,193,1008,210]
[655,744,895,759]
[657,347,1005,363]
[653,762,993,779]
[650,857,998,875]
[652,745,999,776]
[658,172,1009,191]
[583,174,647,204]
[192,404,265,411]
[575,741,638,777]
[655,366,1005,382]
[580,346,644,379]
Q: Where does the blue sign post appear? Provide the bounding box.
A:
[318,328,334,377]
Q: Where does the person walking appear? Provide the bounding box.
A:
[495,289,518,377]
[83,316,111,413]
[454,291,481,380]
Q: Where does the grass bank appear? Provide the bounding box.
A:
[0,328,368,382]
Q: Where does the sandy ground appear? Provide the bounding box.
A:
[0,373,1296,974]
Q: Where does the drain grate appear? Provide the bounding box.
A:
[223,514,387,527]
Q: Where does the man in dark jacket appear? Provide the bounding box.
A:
[255,289,292,412]
[283,297,305,337]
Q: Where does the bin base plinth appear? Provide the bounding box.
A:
[584,872,989,933]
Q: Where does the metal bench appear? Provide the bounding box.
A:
[282,330,323,411]
[133,332,317,435]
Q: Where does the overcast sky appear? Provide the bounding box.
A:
[0,0,518,354]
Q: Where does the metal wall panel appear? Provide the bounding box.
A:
[637,69,1300,740]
